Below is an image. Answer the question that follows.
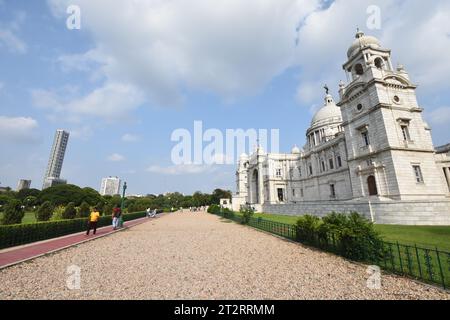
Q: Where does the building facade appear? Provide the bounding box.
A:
[232,31,450,225]
[17,179,31,191]
[100,177,121,196]
[42,130,70,189]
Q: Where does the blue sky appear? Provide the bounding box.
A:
[1,0,450,195]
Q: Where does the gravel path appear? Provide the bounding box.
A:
[0,212,448,300]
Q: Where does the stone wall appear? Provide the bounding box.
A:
[262,199,450,226]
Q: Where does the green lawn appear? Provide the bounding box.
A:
[234,212,450,252]
[373,224,450,252]
[0,211,37,224]
[22,212,37,224]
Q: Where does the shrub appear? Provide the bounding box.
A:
[207,204,220,214]
[36,201,54,222]
[295,215,323,243]
[62,202,77,220]
[77,202,91,218]
[222,208,234,219]
[0,211,146,250]
[240,207,254,225]
[51,205,66,221]
[96,201,105,215]
[1,200,24,225]
[103,202,115,217]
[321,212,384,261]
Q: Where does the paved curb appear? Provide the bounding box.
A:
[0,217,152,271]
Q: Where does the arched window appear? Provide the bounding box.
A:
[374,57,384,69]
[354,63,364,76]
[367,175,378,196]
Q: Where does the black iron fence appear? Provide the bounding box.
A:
[214,211,450,290]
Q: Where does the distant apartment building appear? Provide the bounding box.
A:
[42,130,70,189]
[42,177,68,190]
[100,177,121,196]
[17,179,31,191]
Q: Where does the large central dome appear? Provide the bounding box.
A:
[310,94,342,128]
[347,29,381,58]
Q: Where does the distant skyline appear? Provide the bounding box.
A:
[1,0,450,195]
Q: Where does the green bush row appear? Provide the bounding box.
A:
[0,211,146,250]
[295,212,384,262]
[207,204,235,219]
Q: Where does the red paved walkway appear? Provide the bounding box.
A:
[0,217,151,269]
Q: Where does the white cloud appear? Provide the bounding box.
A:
[121,133,140,142]
[146,164,218,175]
[45,0,450,117]
[0,116,38,143]
[48,0,320,108]
[0,29,27,53]
[32,83,145,122]
[427,107,450,126]
[0,12,27,54]
[69,126,94,140]
[107,153,126,162]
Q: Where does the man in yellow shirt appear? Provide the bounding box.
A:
[86,207,101,236]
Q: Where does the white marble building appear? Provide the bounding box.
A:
[232,30,450,225]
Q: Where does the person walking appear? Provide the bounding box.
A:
[86,207,100,236]
[115,206,123,228]
[112,206,121,229]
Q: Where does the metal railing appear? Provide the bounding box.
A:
[379,242,449,289]
[214,211,450,290]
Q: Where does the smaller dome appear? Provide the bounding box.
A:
[347,30,381,58]
[291,145,301,154]
[239,153,248,159]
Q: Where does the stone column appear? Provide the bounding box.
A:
[258,162,264,205]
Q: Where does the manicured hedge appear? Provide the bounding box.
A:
[0,211,146,250]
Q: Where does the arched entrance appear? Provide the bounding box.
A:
[251,169,259,204]
[367,175,378,196]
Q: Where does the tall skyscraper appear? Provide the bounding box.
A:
[43,130,70,189]
[100,177,121,196]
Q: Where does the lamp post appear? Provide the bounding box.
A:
[119,182,127,228]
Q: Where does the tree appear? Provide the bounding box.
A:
[62,202,77,220]
[211,189,232,204]
[77,202,91,218]
[23,196,37,210]
[17,188,41,201]
[36,201,54,222]
[0,194,13,212]
[1,199,24,225]
[103,202,115,217]
[38,184,85,206]
[81,187,103,206]
[95,201,105,215]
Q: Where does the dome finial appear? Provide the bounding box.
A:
[324,84,329,95]
[355,27,364,39]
